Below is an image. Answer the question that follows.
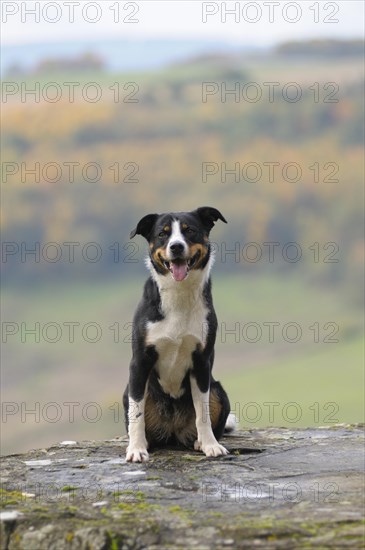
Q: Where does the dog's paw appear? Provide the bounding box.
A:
[203,443,228,457]
[195,438,228,457]
[202,442,228,457]
[126,446,149,463]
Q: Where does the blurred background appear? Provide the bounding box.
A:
[1,1,364,454]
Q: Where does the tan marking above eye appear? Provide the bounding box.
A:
[163,225,170,232]
[182,223,188,230]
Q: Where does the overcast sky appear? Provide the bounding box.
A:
[1,1,364,46]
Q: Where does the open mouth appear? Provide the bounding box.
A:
[162,252,200,282]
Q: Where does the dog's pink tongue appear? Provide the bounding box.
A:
[171,261,188,281]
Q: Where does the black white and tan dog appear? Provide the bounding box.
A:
[123,207,235,462]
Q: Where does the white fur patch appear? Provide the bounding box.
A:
[146,254,213,398]
[126,396,149,462]
[166,219,188,259]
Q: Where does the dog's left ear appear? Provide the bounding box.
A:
[196,207,227,233]
[130,213,159,240]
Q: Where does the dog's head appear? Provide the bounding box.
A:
[130,207,227,282]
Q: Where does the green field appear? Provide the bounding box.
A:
[1,275,363,455]
[225,338,363,429]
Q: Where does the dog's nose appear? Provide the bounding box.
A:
[170,242,185,255]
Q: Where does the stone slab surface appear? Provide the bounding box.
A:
[1,425,364,549]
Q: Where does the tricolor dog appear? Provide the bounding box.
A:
[123,207,234,462]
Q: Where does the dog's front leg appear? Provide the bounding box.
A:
[190,374,228,457]
[126,393,149,463]
[126,350,156,463]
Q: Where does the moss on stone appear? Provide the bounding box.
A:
[61,486,78,493]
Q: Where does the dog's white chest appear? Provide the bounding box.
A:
[146,287,208,398]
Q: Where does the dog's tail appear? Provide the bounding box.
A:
[224,413,238,433]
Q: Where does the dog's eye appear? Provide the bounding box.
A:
[159,231,166,238]
[185,227,195,235]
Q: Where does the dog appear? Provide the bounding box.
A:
[123,207,234,462]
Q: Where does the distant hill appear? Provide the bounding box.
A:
[3,38,363,77]
[6,52,106,77]
[1,39,246,76]
[276,39,364,57]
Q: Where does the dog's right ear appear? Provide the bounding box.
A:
[130,213,159,240]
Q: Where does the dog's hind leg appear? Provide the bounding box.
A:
[209,380,231,440]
